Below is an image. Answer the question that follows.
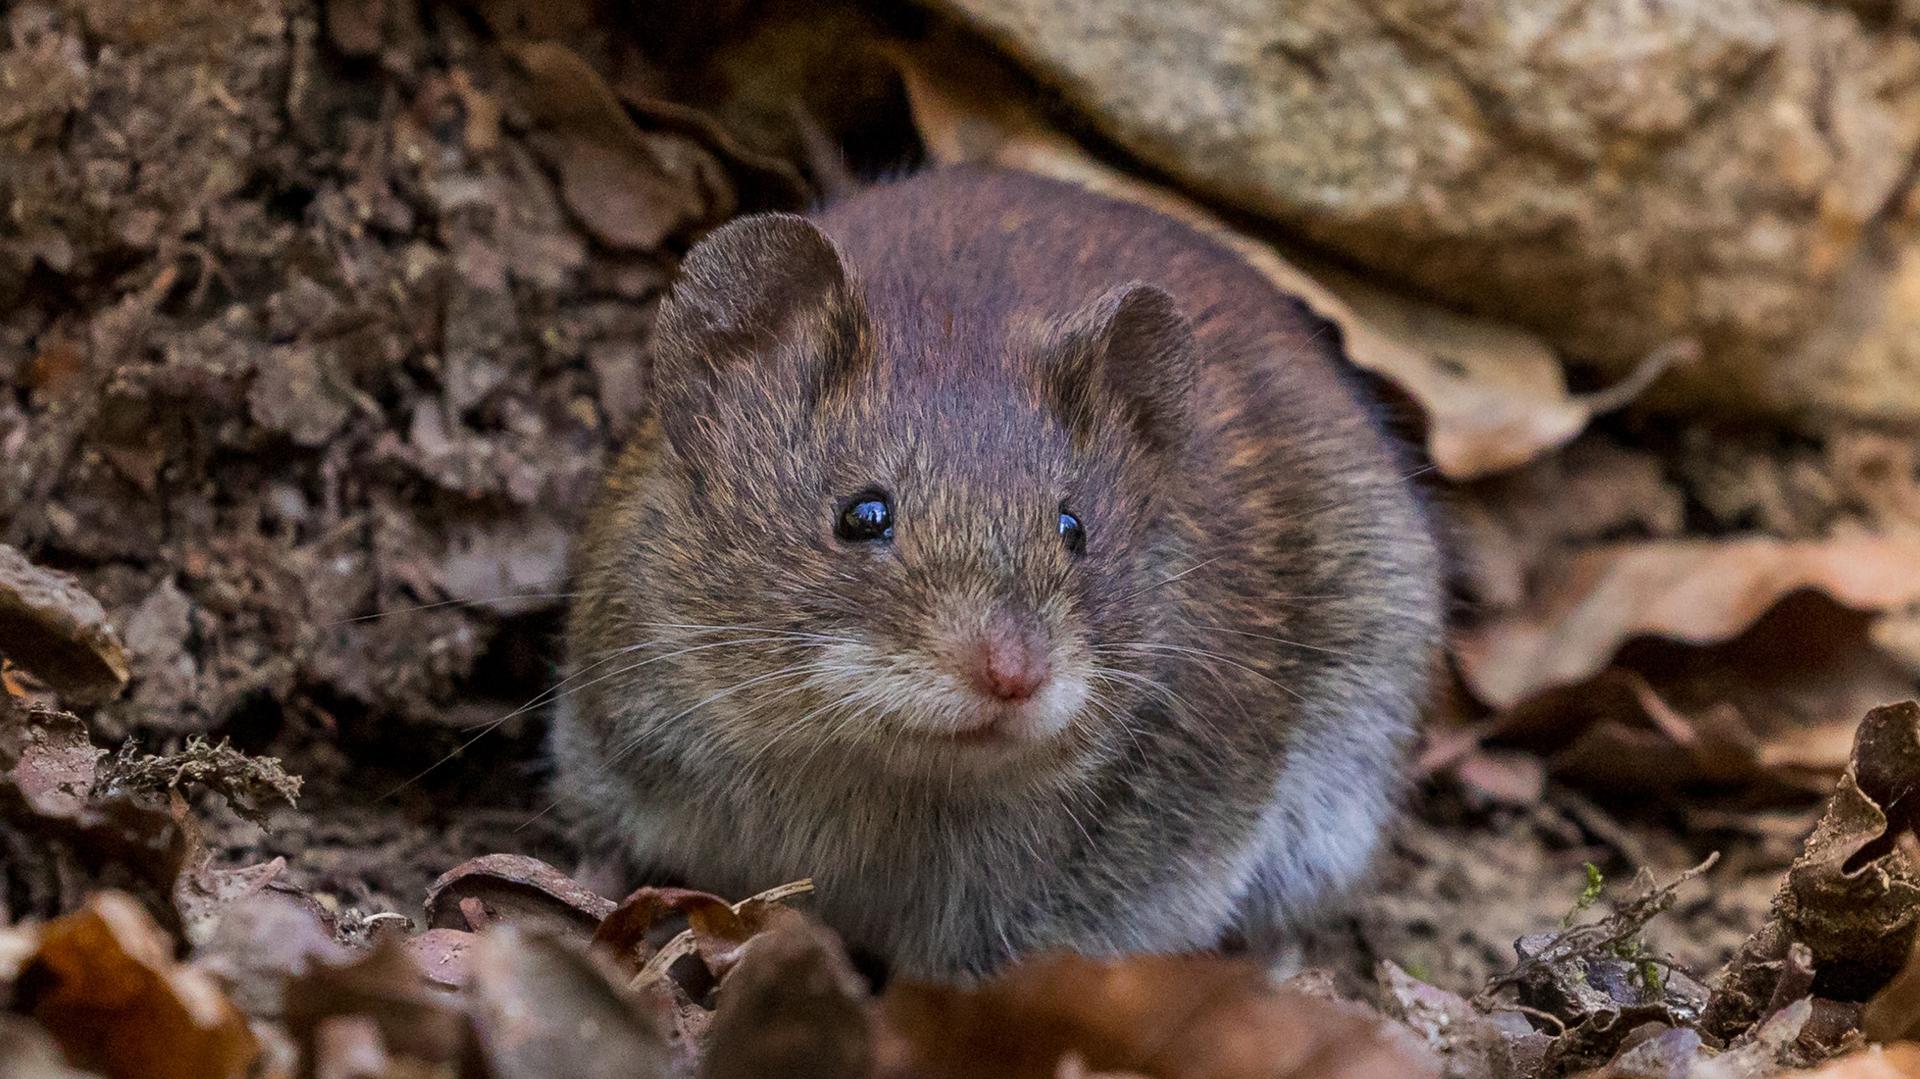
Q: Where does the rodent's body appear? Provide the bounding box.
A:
[555,167,1443,979]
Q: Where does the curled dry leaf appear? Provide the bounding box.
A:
[13,891,257,1079]
[699,915,872,1079]
[886,37,1656,480]
[623,878,815,988]
[282,937,472,1072]
[0,699,187,928]
[425,853,614,942]
[193,890,348,1020]
[874,952,1438,1079]
[0,543,128,705]
[466,925,674,1079]
[1707,703,1920,1041]
[1457,535,1920,711]
[1455,535,1920,797]
[508,41,727,251]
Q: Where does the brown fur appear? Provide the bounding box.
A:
[553,166,1444,979]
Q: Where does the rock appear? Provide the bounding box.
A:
[930,0,1920,425]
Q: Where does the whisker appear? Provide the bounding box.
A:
[328,591,586,626]
[382,635,800,799]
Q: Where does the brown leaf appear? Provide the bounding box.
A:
[0,542,129,705]
[194,889,347,1020]
[508,42,725,251]
[874,953,1438,1079]
[425,853,615,942]
[1457,535,1920,711]
[593,885,729,969]
[886,37,1650,480]
[403,927,475,991]
[1707,703,1920,1041]
[14,891,257,1079]
[0,699,188,929]
[700,915,872,1079]
[466,925,674,1079]
[283,937,472,1071]
[621,879,815,988]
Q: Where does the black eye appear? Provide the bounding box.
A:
[1059,507,1086,556]
[836,491,893,543]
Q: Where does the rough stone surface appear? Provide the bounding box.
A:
[934,0,1920,424]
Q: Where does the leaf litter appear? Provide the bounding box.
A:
[2,0,1920,1076]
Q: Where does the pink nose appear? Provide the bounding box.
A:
[966,622,1051,703]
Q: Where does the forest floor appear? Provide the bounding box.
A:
[2,1,1918,1077]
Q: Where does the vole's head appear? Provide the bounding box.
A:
[629,213,1196,785]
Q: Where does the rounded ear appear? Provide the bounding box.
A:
[649,214,861,444]
[1044,282,1196,453]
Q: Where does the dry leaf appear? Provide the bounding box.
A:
[14,891,257,1079]
[699,916,872,1079]
[508,42,726,251]
[1707,703,1920,1041]
[1457,535,1920,711]
[622,879,815,989]
[0,699,188,928]
[283,937,472,1071]
[425,853,614,942]
[886,37,1658,480]
[0,543,129,705]
[467,925,674,1079]
[874,953,1438,1079]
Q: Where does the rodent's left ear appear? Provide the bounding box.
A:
[1044,283,1196,453]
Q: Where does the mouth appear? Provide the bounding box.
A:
[917,704,1065,751]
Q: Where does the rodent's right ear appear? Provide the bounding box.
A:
[650,214,860,442]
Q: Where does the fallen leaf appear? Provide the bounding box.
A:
[426,853,614,943]
[874,953,1438,1079]
[14,891,257,1079]
[886,37,1658,480]
[1706,702,1920,1042]
[623,879,815,989]
[1457,535,1920,711]
[0,542,129,705]
[283,937,471,1071]
[0,699,188,928]
[193,890,348,1020]
[508,42,725,251]
[700,916,872,1079]
[467,925,674,1079]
